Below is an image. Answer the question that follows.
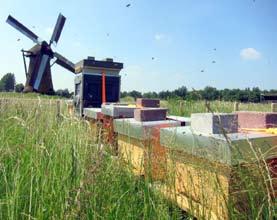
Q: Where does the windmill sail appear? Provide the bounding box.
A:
[6,15,41,44]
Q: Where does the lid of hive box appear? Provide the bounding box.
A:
[114,118,181,140]
[166,115,191,126]
[75,57,123,74]
[191,113,238,135]
[134,108,168,122]
[136,98,160,108]
[83,108,102,120]
[236,111,277,129]
[101,103,138,118]
[160,126,277,165]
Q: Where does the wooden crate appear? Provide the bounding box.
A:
[67,103,74,116]
[88,119,103,142]
[165,150,230,219]
[118,134,166,180]
[161,149,276,220]
[102,115,118,153]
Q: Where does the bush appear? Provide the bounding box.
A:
[55,89,72,98]
[15,83,24,93]
[0,73,15,92]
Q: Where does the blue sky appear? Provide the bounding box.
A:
[0,0,276,92]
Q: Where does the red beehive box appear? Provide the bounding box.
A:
[134,108,167,122]
[237,111,277,129]
[136,98,160,108]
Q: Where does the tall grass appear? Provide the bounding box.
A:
[164,99,271,116]
[0,97,183,219]
[0,94,276,219]
[0,92,62,99]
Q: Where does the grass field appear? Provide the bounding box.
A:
[0,93,276,219]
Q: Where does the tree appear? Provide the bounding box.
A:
[186,90,201,101]
[159,90,172,99]
[173,86,188,99]
[249,87,261,103]
[0,73,15,91]
[55,89,71,98]
[202,86,219,100]
[15,83,24,93]
[143,91,158,98]
[128,90,142,99]
[120,91,128,98]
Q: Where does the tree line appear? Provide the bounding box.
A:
[1,73,276,102]
[121,86,277,103]
[0,73,72,98]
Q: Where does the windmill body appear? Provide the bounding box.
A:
[6,14,75,94]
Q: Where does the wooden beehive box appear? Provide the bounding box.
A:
[114,118,181,179]
[159,126,277,220]
[83,108,103,142]
[101,104,138,151]
[66,100,74,116]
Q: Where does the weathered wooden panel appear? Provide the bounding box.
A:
[165,150,230,219]
[136,98,160,108]
[134,108,167,122]
[118,136,145,176]
[118,135,167,180]
[237,111,277,129]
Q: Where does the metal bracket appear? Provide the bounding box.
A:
[21,49,28,77]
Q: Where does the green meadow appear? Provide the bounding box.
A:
[0,93,275,219]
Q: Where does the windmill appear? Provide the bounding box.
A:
[6,14,75,94]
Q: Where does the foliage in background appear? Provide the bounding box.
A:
[55,88,73,98]
[15,83,24,93]
[164,99,271,117]
[0,73,15,92]
[121,86,277,103]
[0,74,72,97]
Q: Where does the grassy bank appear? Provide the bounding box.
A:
[0,98,184,219]
[0,94,276,219]
[164,99,271,116]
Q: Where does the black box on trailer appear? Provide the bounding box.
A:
[74,57,123,115]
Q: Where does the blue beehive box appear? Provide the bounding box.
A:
[74,57,123,115]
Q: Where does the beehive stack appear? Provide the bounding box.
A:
[236,111,277,129]
[83,108,103,142]
[101,103,138,150]
[159,113,277,220]
[114,118,181,178]
[136,98,160,108]
[66,100,74,116]
[134,108,167,122]
[114,98,181,179]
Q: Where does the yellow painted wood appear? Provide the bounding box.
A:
[118,138,145,176]
[157,184,221,220]
[166,155,230,219]
[163,148,276,220]
[67,104,74,116]
[88,119,102,142]
[241,128,277,134]
[118,135,167,180]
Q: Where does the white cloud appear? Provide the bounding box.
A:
[240,48,261,60]
[154,33,165,41]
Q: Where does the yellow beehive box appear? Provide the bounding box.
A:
[159,126,277,219]
[114,118,181,179]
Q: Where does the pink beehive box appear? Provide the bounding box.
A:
[237,111,277,129]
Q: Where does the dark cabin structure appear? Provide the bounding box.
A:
[261,94,277,103]
[74,57,123,115]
